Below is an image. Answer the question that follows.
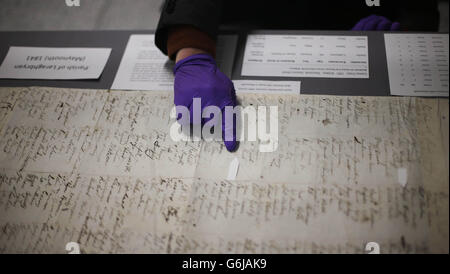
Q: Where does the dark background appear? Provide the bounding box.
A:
[0,0,448,96]
[0,0,447,33]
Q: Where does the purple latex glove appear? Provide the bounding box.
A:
[173,53,238,152]
[352,15,400,31]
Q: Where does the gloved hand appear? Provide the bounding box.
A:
[173,53,238,152]
[352,15,400,31]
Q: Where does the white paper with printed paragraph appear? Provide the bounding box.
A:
[0,86,448,253]
[111,34,238,91]
[233,80,301,94]
[242,35,369,78]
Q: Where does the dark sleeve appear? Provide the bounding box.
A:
[396,0,440,31]
[155,0,224,55]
